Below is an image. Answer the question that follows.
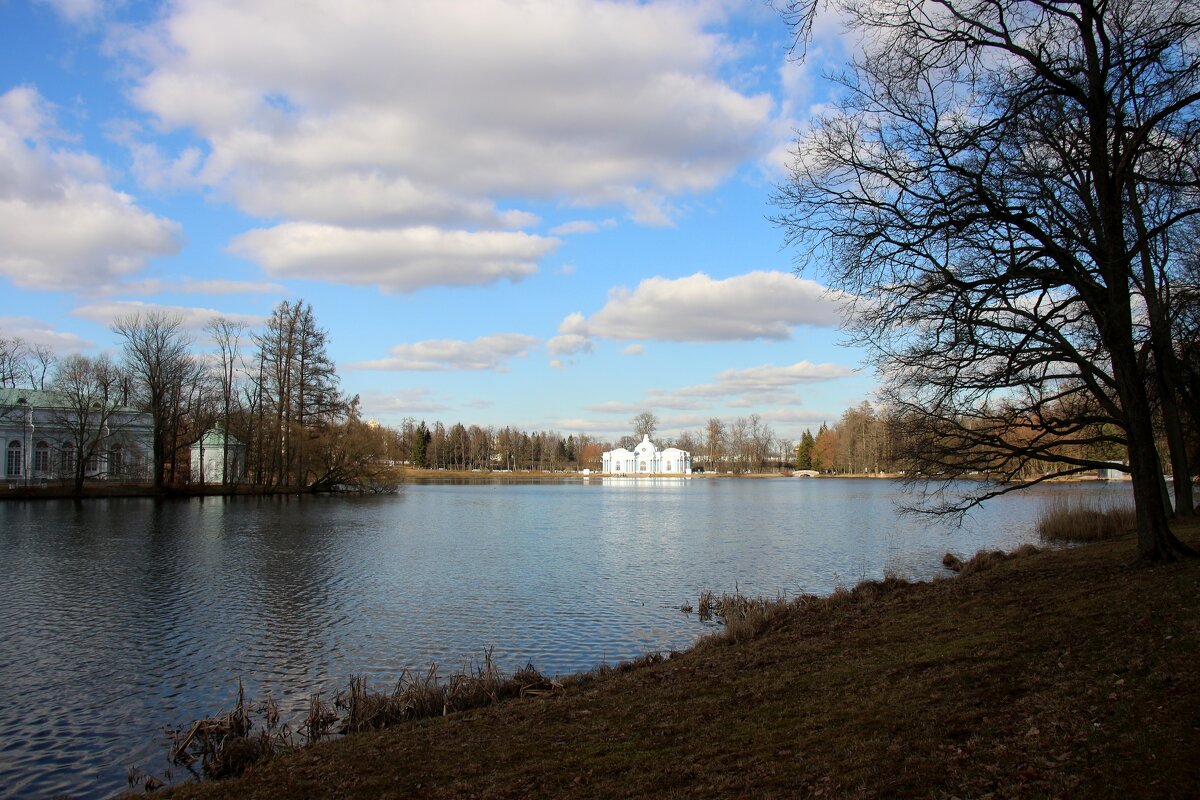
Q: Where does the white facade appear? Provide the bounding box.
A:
[602,435,692,475]
[0,388,153,485]
[189,429,246,485]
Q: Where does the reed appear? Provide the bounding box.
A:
[165,652,565,783]
[1037,497,1136,542]
[168,681,289,781]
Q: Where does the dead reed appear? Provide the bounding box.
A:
[163,652,563,784]
[1037,497,1136,542]
[168,681,289,781]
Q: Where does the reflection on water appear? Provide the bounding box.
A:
[0,479,1131,798]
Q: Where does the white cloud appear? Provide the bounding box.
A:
[582,360,855,420]
[35,0,104,25]
[352,333,538,372]
[560,271,848,342]
[359,388,448,416]
[0,86,182,291]
[546,334,592,357]
[549,218,617,236]
[120,0,773,228]
[72,300,264,331]
[113,277,287,296]
[623,344,645,356]
[671,360,854,400]
[0,316,94,353]
[229,223,556,292]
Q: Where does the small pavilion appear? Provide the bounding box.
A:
[602,435,692,475]
[189,429,246,484]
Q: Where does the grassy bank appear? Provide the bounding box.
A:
[164,520,1200,799]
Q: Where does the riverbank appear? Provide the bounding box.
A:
[0,483,315,500]
[163,518,1200,799]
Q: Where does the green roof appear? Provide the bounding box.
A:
[0,387,140,413]
[194,428,244,447]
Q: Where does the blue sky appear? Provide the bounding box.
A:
[0,0,872,441]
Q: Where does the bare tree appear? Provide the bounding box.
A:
[775,0,1200,561]
[50,354,126,495]
[631,410,659,441]
[26,345,55,390]
[0,337,28,388]
[113,312,195,489]
[705,417,725,471]
[205,317,247,485]
[253,300,346,486]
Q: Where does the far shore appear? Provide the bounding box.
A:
[0,467,1135,501]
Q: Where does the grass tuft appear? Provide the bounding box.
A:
[166,651,565,783]
[1037,497,1136,542]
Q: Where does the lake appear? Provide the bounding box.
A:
[0,477,1132,798]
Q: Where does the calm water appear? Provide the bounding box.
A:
[0,477,1132,799]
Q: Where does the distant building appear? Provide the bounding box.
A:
[0,388,153,484]
[602,435,692,475]
[189,429,246,485]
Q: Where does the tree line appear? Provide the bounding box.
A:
[1,301,392,493]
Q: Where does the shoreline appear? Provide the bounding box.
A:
[160,520,1199,799]
[0,469,1136,501]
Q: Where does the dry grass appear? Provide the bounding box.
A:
[161,519,1200,800]
[151,651,562,787]
[165,682,288,783]
[1038,497,1137,542]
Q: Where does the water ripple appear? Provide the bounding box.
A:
[0,480,1131,798]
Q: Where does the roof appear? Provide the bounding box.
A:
[193,428,244,447]
[0,387,141,414]
[0,387,69,408]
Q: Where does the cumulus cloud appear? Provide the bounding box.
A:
[0,86,182,291]
[583,360,855,419]
[359,388,449,416]
[546,334,592,357]
[549,218,617,236]
[72,300,264,331]
[559,271,848,343]
[119,0,772,229]
[679,361,857,396]
[352,333,538,372]
[229,223,556,293]
[0,315,94,353]
[114,277,287,296]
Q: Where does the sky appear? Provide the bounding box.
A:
[0,0,873,442]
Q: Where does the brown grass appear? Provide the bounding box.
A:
[1038,497,1137,542]
[159,519,1200,800]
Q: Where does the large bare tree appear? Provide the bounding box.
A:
[631,410,659,441]
[113,312,196,489]
[205,317,247,485]
[51,354,126,495]
[775,0,1200,560]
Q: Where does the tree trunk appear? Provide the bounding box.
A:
[1111,343,1194,561]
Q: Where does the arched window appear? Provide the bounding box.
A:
[666,461,673,472]
[6,441,22,477]
[108,446,123,478]
[61,445,76,477]
[33,441,50,474]
[640,460,647,472]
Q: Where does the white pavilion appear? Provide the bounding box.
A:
[602,435,692,475]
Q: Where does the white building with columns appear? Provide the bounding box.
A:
[602,434,692,475]
[1,388,154,485]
